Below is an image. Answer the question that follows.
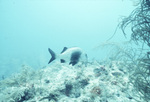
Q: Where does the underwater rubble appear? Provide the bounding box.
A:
[0,60,143,102]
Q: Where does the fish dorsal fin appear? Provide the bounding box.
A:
[61,47,68,54]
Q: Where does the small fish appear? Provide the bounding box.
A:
[48,47,88,66]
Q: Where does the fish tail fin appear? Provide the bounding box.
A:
[48,48,56,64]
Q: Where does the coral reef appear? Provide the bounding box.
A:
[0,60,141,102]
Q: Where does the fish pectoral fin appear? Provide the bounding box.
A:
[69,61,78,66]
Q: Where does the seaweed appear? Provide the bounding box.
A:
[96,41,150,101]
[120,0,150,48]
[97,2,150,99]
[130,58,150,102]
[96,42,140,64]
[118,1,150,101]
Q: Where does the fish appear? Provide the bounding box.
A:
[48,47,88,66]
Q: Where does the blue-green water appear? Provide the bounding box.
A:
[0,0,135,77]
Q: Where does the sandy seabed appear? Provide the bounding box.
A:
[0,61,140,102]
